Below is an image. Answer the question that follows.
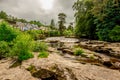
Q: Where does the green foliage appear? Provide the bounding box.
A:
[11,33,34,61]
[38,51,49,58]
[33,41,48,52]
[29,20,43,27]
[50,19,55,29]
[68,23,73,31]
[109,25,120,42]
[0,41,10,59]
[27,30,46,40]
[73,0,96,39]
[73,0,120,42]
[17,18,27,23]
[0,11,28,23]
[58,13,67,35]
[48,30,60,37]
[63,30,74,37]
[0,21,19,42]
[93,0,120,41]
[0,11,8,19]
[74,48,84,56]
[18,50,33,61]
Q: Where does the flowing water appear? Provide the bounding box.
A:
[45,37,79,48]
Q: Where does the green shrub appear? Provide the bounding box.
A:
[97,27,111,41]
[17,50,34,61]
[11,33,34,61]
[109,25,120,42]
[38,51,49,58]
[0,41,10,59]
[48,30,60,37]
[0,21,19,42]
[74,48,84,56]
[27,30,46,40]
[33,41,48,52]
[63,30,74,37]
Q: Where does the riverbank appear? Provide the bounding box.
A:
[0,37,120,80]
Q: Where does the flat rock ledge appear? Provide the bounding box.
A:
[0,53,120,80]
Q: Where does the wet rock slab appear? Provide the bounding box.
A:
[45,37,79,43]
[1,53,120,80]
[79,40,120,58]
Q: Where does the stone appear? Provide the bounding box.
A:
[112,62,120,69]
[79,40,120,58]
[1,53,120,80]
[62,49,74,54]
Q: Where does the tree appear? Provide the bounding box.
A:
[18,19,27,23]
[109,25,120,42]
[29,20,43,27]
[92,0,120,41]
[50,19,55,29]
[68,22,73,31]
[73,0,120,41]
[0,11,8,19]
[73,0,96,39]
[58,13,67,35]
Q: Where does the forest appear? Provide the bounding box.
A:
[73,0,120,41]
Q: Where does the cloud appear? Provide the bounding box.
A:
[0,0,75,25]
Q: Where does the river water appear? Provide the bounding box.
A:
[44,37,80,48]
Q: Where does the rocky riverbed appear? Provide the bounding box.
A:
[1,51,120,80]
[0,37,120,80]
[45,37,120,69]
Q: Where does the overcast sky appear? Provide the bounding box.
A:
[0,0,75,25]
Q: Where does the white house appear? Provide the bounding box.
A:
[16,22,39,31]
